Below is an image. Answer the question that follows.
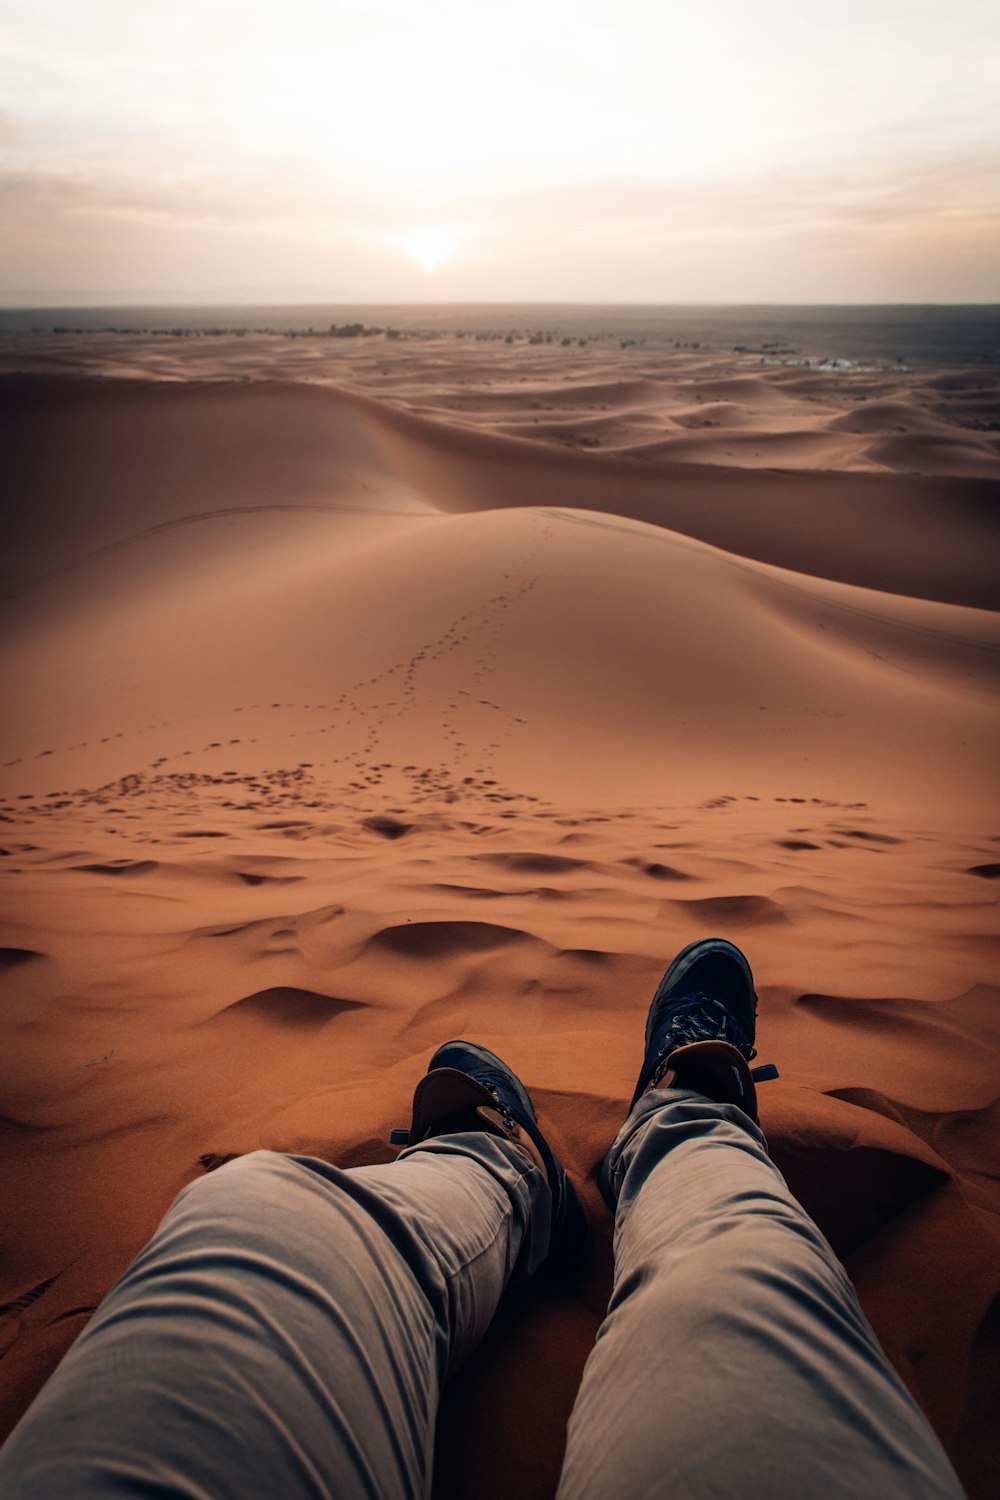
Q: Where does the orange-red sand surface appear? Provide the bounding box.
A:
[1,328,998,1497]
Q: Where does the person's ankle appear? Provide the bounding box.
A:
[646,1038,760,1120]
[475,1103,548,1174]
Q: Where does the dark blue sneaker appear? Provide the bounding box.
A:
[600,938,779,1204]
[390,1040,588,1272]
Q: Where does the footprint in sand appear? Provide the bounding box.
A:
[473,852,589,875]
[203,987,366,1032]
[0,1270,65,1320]
[833,829,904,845]
[73,860,159,877]
[624,858,693,880]
[0,948,45,971]
[675,894,789,927]
[363,815,413,840]
[369,920,529,958]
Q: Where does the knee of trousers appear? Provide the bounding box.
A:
[165,1151,452,1306]
[179,1147,290,1193]
[165,1150,315,1234]
[616,1187,848,1295]
[615,1234,867,1395]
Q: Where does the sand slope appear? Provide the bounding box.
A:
[1,343,998,1498]
[5,372,996,611]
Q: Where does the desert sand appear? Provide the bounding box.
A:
[0,327,998,1498]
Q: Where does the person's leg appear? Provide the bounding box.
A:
[0,1142,542,1500]
[0,1033,588,1500]
[558,1086,964,1500]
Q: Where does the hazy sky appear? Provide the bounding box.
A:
[1,0,998,303]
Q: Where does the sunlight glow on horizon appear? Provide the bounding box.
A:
[0,0,998,303]
[394,225,467,276]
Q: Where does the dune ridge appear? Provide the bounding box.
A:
[3,372,997,611]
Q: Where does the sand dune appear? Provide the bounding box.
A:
[0,338,998,1498]
[4,373,997,613]
[620,427,879,469]
[862,433,1000,478]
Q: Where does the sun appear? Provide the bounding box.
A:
[396,223,465,275]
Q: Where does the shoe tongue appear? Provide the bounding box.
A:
[411,1068,500,1140]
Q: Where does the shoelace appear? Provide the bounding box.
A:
[653,990,758,1069]
[483,1080,517,1134]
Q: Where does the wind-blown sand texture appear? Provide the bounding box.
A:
[1,329,998,1498]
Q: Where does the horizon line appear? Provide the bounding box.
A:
[3,298,1000,312]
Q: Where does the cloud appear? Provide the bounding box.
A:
[1,17,998,308]
[468,149,1000,249]
[3,144,999,303]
